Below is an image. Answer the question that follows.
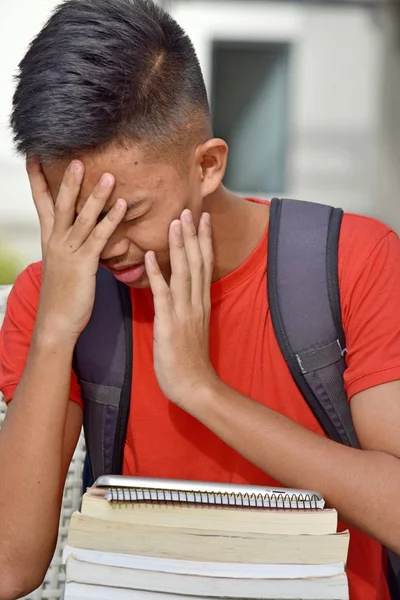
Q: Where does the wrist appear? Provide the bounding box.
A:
[185,371,225,414]
[32,319,78,353]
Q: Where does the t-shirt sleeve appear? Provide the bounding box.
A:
[0,262,82,407]
[340,219,400,400]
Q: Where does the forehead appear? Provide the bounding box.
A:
[42,145,181,211]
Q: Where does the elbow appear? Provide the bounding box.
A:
[0,563,46,600]
[0,533,56,600]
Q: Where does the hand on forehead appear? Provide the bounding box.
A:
[40,145,177,215]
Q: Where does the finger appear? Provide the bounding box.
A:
[180,209,204,307]
[145,251,174,319]
[85,198,127,255]
[169,219,191,314]
[26,157,55,243]
[52,160,85,236]
[198,212,214,308]
[68,173,116,249]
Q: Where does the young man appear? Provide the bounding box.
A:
[0,0,399,598]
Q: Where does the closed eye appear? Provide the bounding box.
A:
[97,200,147,222]
[123,212,146,223]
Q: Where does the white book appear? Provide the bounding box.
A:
[64,577,349,600]
[63,545,346,579]
[64,549,349,600]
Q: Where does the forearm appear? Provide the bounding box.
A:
[189,379,400,553]
[0,328,76,593]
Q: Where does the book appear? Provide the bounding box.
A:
[65,552,349,599]
[67,512,349,565]
[64,476,349,599]
[63,546,346,579]
[92,475,326,509]
[64,579,349,600]
[82,488,338,536]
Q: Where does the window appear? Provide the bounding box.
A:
[211,41,291,195]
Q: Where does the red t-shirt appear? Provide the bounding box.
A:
[2,202,400,600]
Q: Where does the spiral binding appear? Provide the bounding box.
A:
[105,487,320,509]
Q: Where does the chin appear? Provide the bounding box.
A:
[127,275,151,289]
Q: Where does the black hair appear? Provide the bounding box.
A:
[10,0,211,160]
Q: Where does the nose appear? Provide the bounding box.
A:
[100,231,131,262]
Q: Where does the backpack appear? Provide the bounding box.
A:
[74,197,400,599]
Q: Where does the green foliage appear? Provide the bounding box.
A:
[0,247,22,285]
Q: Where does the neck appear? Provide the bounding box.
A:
[204,186,270,282]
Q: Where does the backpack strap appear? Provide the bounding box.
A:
[268,197,359,448]
[74,266,133,482]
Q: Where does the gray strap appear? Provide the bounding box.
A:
[75,267,127,479]
[297,340,344,374]
[80,381,121,407]
[268,198,360,448]
[296,340,359,448]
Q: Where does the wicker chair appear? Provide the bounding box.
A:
[0,285,86,599]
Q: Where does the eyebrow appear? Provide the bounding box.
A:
[98,200,144,221]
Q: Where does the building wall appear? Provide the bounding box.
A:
[0,0,55,265]
[171,1,383,215]
[377,6,400,232]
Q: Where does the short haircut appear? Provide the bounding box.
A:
[11,0,212,162]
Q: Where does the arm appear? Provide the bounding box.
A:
[182,378,400,553]
[0,353,82,599]
[145,209,400,556]
[0,158,128,600]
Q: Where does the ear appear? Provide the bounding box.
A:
[195,138,228,197]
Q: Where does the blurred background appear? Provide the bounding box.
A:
[0,0,399,279]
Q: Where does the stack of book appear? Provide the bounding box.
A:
[63,476,350,600]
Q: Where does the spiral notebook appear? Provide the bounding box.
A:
[93,475,325,510]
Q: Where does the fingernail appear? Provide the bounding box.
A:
[174,221,182,234]
[27,155,38,166]
[70,160,83,174]
[182,210,192,223]
[146,251,156,264]
[115,198,126,211]
[202,212,211,224]
[100,173,113,187]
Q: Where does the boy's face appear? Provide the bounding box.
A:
[42,143,205,288]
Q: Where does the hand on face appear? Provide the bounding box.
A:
[29,157,216,400]
[27,157,127,341]
[145,209,217,407]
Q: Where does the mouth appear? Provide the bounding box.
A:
[106,263,146,284]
